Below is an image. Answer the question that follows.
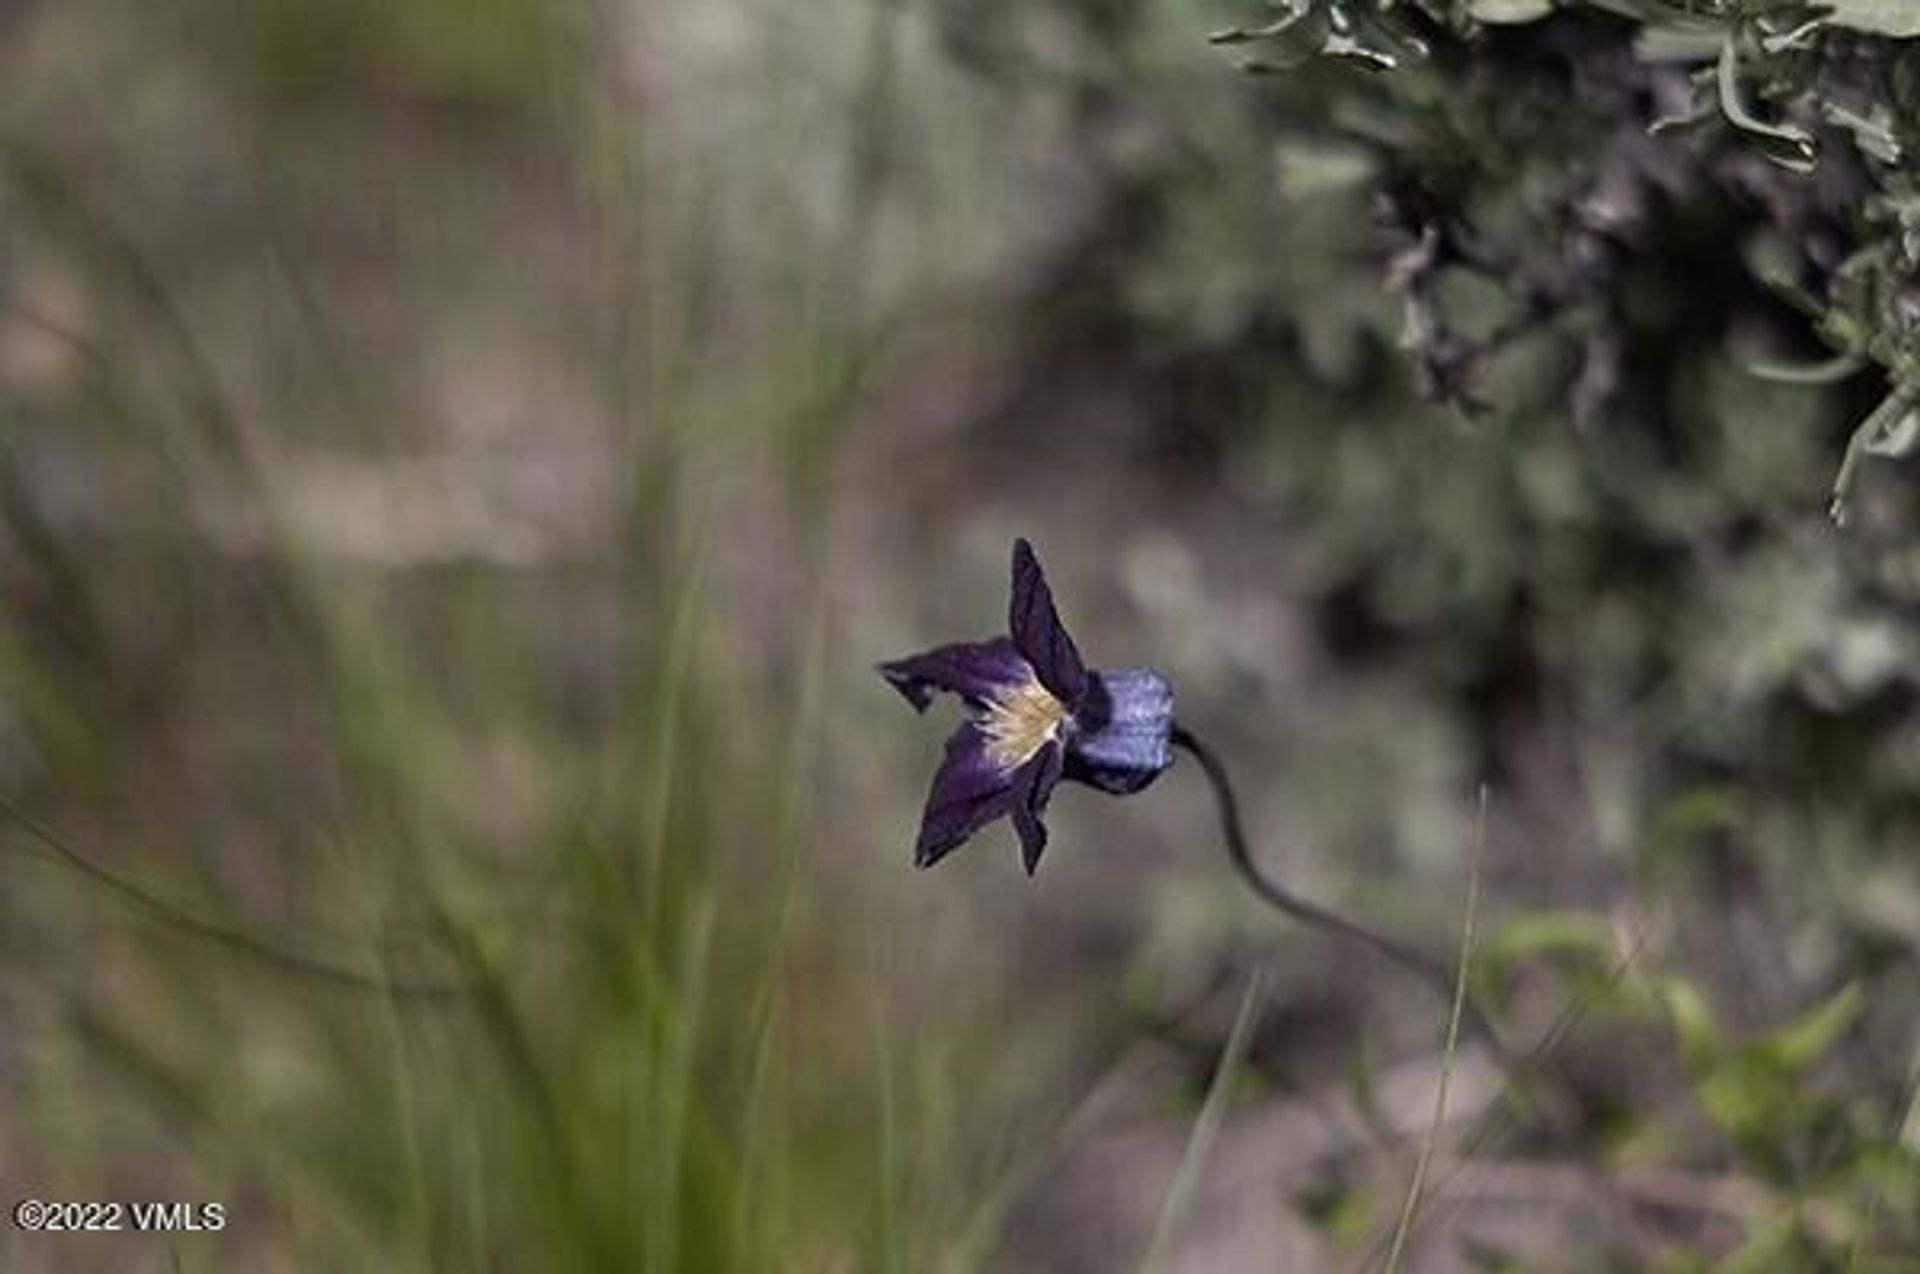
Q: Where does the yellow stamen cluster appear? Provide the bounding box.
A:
[980,678,1068,769]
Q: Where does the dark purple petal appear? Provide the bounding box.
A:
[1064,666,1175,795]
[1008,539,1089,708]
[1011,739,1065,875]
[913,721,1022,868]
[879,637,1030,712]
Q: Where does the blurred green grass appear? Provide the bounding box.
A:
[0,2,1049,1270]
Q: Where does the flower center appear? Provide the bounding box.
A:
[979,677,1068,769]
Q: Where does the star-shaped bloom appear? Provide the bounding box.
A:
[880,539,1176,873]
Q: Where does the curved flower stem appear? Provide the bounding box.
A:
[1170,725,1518,1075]
[1,794,463,1001]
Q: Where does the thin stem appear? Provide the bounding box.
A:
[1846,1044,1920,1272]
[1170,725,1516,1074]
[1139,968,1267,1274]
[1398,919,1651,1257]
[1830,385,1917,526]
[1383,785,1486,1273]
[0,794,462,1000]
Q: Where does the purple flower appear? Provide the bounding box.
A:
[880,539,1176,874]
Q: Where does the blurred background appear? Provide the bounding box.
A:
[1,0,1916,1269]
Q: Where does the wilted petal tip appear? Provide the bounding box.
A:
[879,638,1029,713]
[877,661,935,711]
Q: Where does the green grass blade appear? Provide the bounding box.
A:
[1382,783,1489,1274]
[1139,968,1268,1274]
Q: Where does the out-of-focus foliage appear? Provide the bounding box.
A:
[917,0,1920,1262]
[1213,0,1920,518]
[0,1,1044,1269]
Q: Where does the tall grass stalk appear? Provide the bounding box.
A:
[1138,968,1268,1274]
[1846,1044,1920,1272]
[1381,784,1488,1274]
